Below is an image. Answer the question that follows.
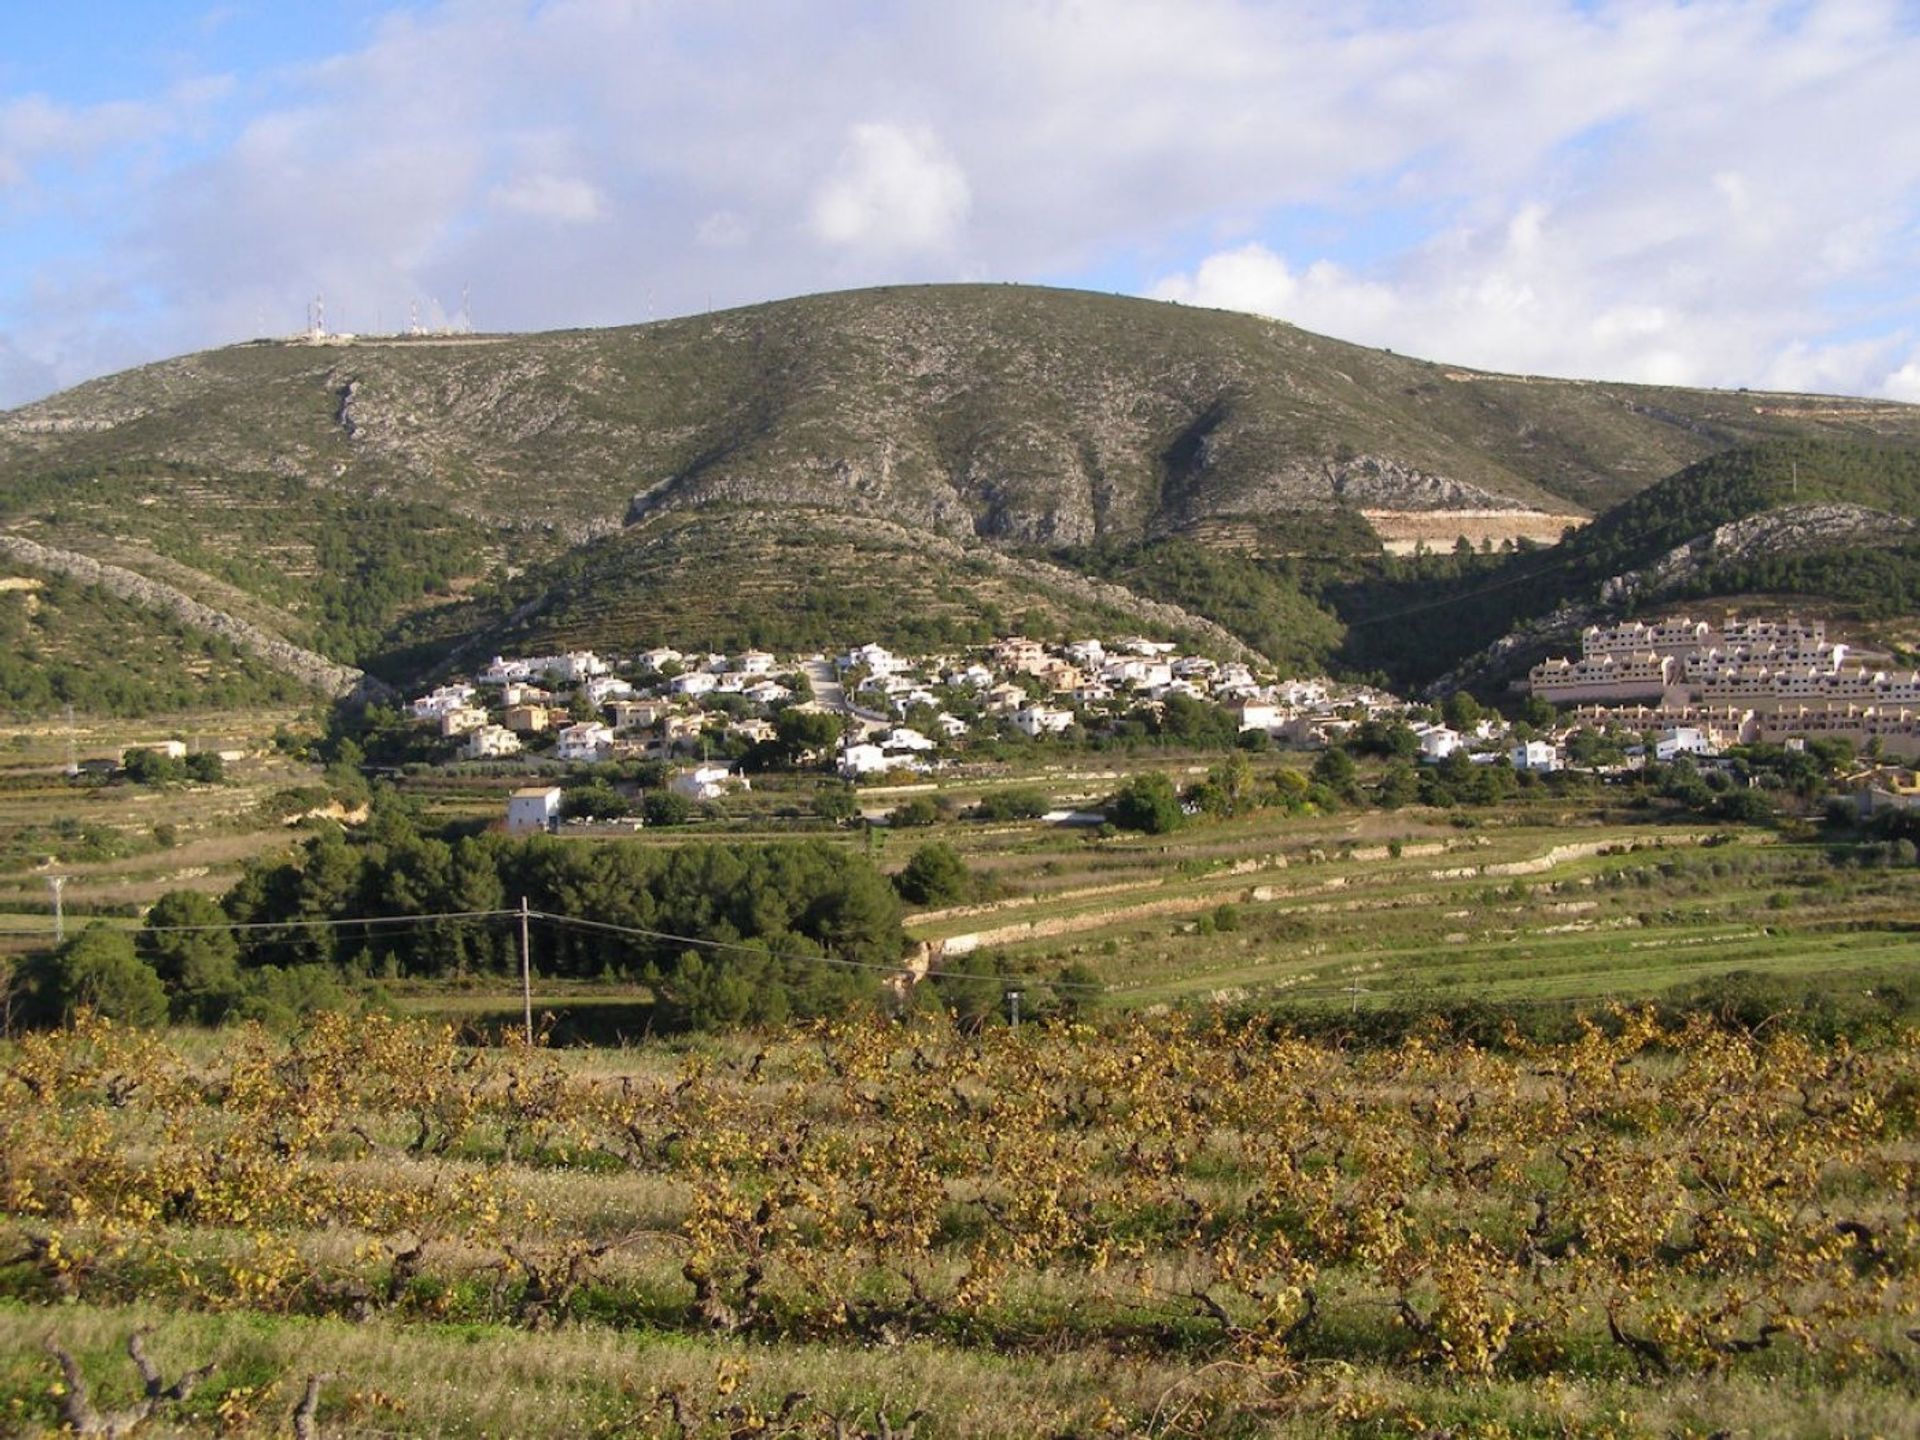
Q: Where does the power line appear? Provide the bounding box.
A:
[531,910,1104,992]
[0,904,1104,994]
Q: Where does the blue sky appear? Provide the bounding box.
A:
[2,0,1918,408]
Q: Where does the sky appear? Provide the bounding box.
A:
[2,0,1919,409]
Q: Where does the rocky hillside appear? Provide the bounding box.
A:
[8,286,1918,549]
[5,285,1920,712]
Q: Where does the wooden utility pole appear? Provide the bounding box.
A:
[519,896,533,1044]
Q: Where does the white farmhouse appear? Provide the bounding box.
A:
[839,743,896,778]
[1418,726,1465,761]
[1655,726,1715,762]
[1510,739,1561,773]
[505,785,563,834]
[670,763,746,801]
[1011,705,1075,738]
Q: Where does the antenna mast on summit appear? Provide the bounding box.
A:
[461,283,472,333]
[307,293,326,340]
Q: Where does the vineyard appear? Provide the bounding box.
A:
[3,1010,1918,1437]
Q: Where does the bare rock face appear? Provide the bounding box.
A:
[1327,455,1514,511]
[1602,503,1915,605]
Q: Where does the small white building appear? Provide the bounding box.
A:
[480,656,537,686]
[638,647,683,672]
[583,675,635,705]
[1656,726,1716,762]
[842,643,906,677]
[672,672,720,697]
[1011,705,1076,738]
[505,785,563,834]
[1510,739,1562,773]
[670,763,746,801]
[733,650,777,676]
[411,684,477,720]
[1418,726,1466,761]
[839,743,896,778]
[883,726,937,753]
[547,651,609,683]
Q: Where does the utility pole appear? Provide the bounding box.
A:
[1345,976,1370,1014]
[519,895,533,1044]
[1005,987,1023,1031]
[47,875,68,944]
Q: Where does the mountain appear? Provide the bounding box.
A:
[4,283,1919,712]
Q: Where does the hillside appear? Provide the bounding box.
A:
[4,284,1920,709]
[1332,438,1920,688]
[9,286,1918,546]
[383,508,1266,675]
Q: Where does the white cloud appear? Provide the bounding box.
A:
[489,173,604,224]
[808,123,970,253]
[2,0,1920,408]
[1883,353,1920,405]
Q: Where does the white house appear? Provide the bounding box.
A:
[670,763,746,801]
[583,675,635,705]
[839,743,896,778]
[842,643,905,677]
[743,680,793,705]
[1510,739,1561,773]
[1011,705,1076,738]
[883,726,937,753]
[638,647,683,672]
[933,712,970,739]
[546,651,609,683]
[556,722,614,763]
[890,687,940,716]
[465,725,523,759]
[1418,726,1465,761]
[411,684,476,720]
[1656,726,1716,762]
[733,650,777,676]
[505,785,563,834]
[671,672,720,697]
[1226,699,1281,733]
[480,656,536,686]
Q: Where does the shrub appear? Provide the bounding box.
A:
[895,843,973,907]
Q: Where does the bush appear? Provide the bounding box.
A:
[895,843,973,907]
[44,924,168,1026]
[1107,772,1182,834]
[974,787,1050,821]
[888,795,941,828]
[642,791,693,827]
